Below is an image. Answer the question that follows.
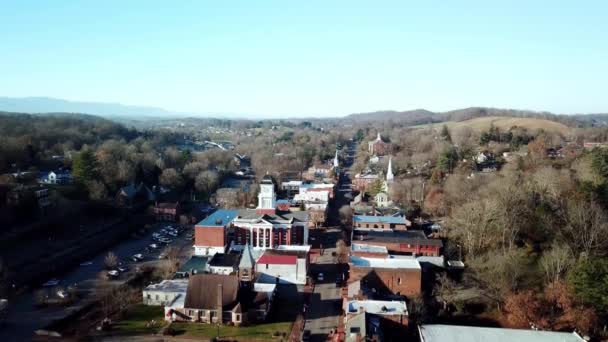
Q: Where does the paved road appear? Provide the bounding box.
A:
[0,224,193,342]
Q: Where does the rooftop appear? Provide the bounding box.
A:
[351,243,388,254]
[354,215,406,225]
[209,253,240,268]
[353,230,443,247]
[418,325,585,342]
[177,256,209,274]
[347,300,408,315]
[197,209,239,227]
[257,254,297,265]
[144,279,188,293]
[350,256,421,270]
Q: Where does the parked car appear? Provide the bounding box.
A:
[149,243,159,249]
[56,290,68,299]
[117,266,128,273]
[132,254,144,262]
[42,279,60,287]
[107,270,120,279]
[158,251,168,259]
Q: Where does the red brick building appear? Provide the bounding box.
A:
[154,202,180,221]
[348,256,422,297]
[368,133,392,156]
[352,230,442,257]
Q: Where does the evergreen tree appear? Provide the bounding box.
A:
[72,148,99,184]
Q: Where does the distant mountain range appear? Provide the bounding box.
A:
[0,96,250,120]
[1,96,607,127]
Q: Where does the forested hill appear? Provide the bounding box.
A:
[0,112,140,172]
[345,107,608,128]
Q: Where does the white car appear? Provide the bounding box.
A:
[42,279,60,287]
[149,243,159,249]
[107,270,120,278]
[132,254,144,262]
[56,290,67,299]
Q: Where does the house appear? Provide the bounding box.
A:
[175,256,209,278]
[256,246,310,285]
[348,256,422,297]
[154,202,180,222]
[345,300,408,341]
[368,133,392,156]
[143,279,188,306]
[280,180,302,197]
[352,230,442,257]
[115,183,155,208]
[374,192,392,208]
[352,172,379,191]
[353,215,410,231]
[208,253,240,275]
[583,141,608,150]
[418,325,586,342]
[38,169,72,185]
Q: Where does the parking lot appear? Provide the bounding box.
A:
[0,222,194,342]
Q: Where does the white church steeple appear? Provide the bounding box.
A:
[333,149,339,168]
[257,173,276,214]
[386,156,394,183]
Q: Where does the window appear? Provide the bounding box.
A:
[398,277,401,284]
[235,314,241,322]
[155,294,159,300]
[366,224,369,228]
[147,294,151,299]
[266,264,269,269]
[350,327,360,333]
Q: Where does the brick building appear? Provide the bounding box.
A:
[348,256,422,297]
[352,230,442,257]
[194,175,309,256]
[154,202,180,222]
[368,132,392,156]
[353,215,410,231]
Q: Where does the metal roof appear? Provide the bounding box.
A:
[354,215,406,224]
[418,325,585,342]
[196,209,239,227]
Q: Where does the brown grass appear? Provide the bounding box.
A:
[415,116,571,135]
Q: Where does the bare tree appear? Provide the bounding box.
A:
[160,168,184,190]
[561,199,608,257]
[336,239,349,264]
[433,273,457,310]
[539,243,573,284]
[104,252,118,270]
[338,205,353,227]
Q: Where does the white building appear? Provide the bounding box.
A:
[255,246,310,284]
[143,279,188,306]
[418,325,586,342]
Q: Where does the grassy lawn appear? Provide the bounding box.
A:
[170,321,292,341]
[112,304,166,335]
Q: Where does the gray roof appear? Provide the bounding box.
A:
[418,325,585,342]
[353,230,443,247]
[234,209,308,224]
[239,244,255,269]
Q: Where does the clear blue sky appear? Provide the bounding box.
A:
[0,1,606,117]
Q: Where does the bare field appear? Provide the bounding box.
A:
[414,116,571,135]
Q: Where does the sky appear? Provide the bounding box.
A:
[0,1,607,117]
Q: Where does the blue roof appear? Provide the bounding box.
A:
[197,209,239,227]
[353,215,406,224]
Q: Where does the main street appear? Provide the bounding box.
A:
[0,224,193,342]
[304,139,356,341]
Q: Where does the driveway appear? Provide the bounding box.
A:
[0,224,193,342]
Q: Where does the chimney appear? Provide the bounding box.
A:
[217,283,223,325]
